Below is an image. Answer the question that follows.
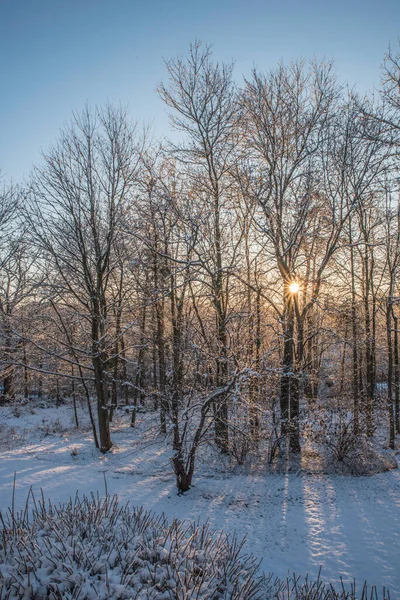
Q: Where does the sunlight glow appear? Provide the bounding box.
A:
[289,282,300,294]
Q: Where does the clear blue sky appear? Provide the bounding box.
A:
[1,0,399,182]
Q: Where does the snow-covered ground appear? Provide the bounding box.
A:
[0,401,399,596]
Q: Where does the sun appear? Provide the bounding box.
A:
[289,281,300,294]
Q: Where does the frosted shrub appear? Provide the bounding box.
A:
[0,493,263,599]
[308,410,364,463]
[0,493,390,599]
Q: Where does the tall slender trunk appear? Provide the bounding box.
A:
[371,292,377,419]
[392,308,400,434]
[23,336,29,400]
[156,297,167,433]
[119,334,129,406]
[214,300,229,452]
[109,341,119,423]
[93,352,111,452]
[71,365,79,428]
[250,288,261,440]
[280,288,300,452]
[349,219,360,434]
[3,329,14,402]
[213,191,229,453]
[131,303,147,427]
[110,266,124,423]
[151,305,158,410]
[386,298,395,449]
[56,377,60,406]
[364,243,374,436]
[170,272,186,476]
[339,315,349,396]
[92,311,111,453]
[304,258,318,403]
[171,274,184,411]
[304,313,318,402]
[38,360,43,399]
[153,248,167,433]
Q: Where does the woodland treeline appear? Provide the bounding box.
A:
[1,42,400,490]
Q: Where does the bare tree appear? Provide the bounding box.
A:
[27,105,142,452]
[158,41,241,453]
[379,42,400,149]
[0,240,38,402]
[0,178,25,402]
[241,60,340,451]
[383,188,400,449]
[0,174,18,243]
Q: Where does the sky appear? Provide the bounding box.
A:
[0,0,399,182]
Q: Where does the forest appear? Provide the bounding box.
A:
[1,40,400,488]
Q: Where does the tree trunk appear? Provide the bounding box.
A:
[92,313,111,453]
[349,220,360,434]
[23,337,29,401]
[3,332,14,402]
[393,309,400,434]
[71,366,79,428]
[339,314,349,396]
[213,185,230,454]
[131,303,147,427]
[386,298,395,449]
[364,257,374,436]
[119,334,129,406]
[280,289,300,453]
[214,301,229,453]
[156,297,167,433]
[249,288,261,440]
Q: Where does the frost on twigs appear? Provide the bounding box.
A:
[268,573,392,600]
[302,409,398,475]
[0,492,263,599]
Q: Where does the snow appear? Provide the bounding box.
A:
[0,401,399,596]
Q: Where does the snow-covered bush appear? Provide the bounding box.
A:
[0,493,263,599]
[39,417,65,437]
[0,493,391,599]
[306,409,364,463]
